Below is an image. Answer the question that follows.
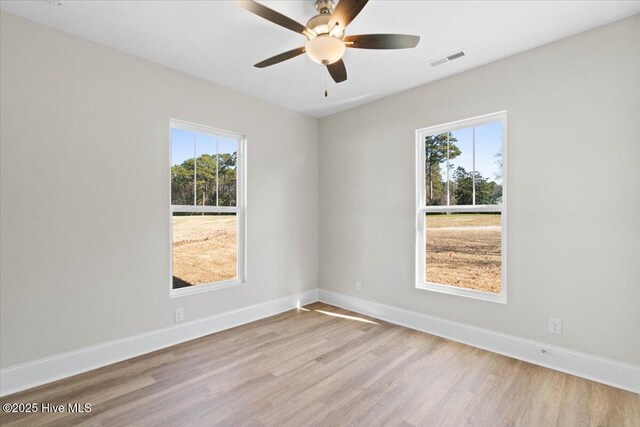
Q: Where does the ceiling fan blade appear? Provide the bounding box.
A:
[328,0,369,31]
[327,59,347,83]
[343,34,420,49]
[254,47,306,68]
[236,0,313,37]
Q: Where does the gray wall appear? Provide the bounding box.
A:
[318,15,640,365]
[0,11,318,368]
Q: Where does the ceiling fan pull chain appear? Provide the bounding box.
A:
[323,69,328,98]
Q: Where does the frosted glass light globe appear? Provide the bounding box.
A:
[305,35,346,65]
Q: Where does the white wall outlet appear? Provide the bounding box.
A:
[174,308,184,323]
[355,281,362,291]
[549,318,562,335]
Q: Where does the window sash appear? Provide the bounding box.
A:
[417,111,505,210]
[171,205,239,214]
[170,119,241,209]
[420,204,502,214]
[416,209,506,303]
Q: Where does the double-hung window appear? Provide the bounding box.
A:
[416,111,506,303]
[170,119,245,296]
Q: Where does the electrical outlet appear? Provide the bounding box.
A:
[174,308,184,323]
[549,318,561,335]
[355,281,362,291]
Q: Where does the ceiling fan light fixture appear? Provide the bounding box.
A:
[305,35,346,65]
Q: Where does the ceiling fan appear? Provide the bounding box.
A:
[236,0,420,84]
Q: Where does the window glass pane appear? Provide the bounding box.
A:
[448,127,473,206]
[195,133,217,206]
[172,213,237,288]
[425,212,501,293]
[217,138,238,206]
[425,133,449,206]
[474,121,503,205]
[171,128,195,205]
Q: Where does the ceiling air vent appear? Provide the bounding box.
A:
[430,49,466,67]
[446,51,466,61]
[430,57,448,67]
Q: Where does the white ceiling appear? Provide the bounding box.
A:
[2,1,639,117]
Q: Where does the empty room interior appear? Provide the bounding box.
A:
[1,0,639,425]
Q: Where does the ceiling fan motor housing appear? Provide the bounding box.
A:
[306,13,344,39]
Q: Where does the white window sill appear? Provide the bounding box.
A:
[170,279,245,298]
[416,282,506,304]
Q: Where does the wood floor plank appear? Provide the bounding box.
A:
[1,303,638,427]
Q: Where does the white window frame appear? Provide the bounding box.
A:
[169,118,246,297]
[415,111,507,303]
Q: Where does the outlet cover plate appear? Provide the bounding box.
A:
[175,308,184,323]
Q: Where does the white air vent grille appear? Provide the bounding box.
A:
[430,49,466,67]
[446,51,466,61]
[430,58,448,67]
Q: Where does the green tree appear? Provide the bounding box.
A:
[494,151,503,181]
[453,166,495,205]
[195,154,218,206]
[217,152,237,206]
[425,133,461,205]
[171,152,237,206]
[171,158,196,205]
[492,151,503,203]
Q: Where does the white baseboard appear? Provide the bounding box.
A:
[318,290,640,394]
[3,288,637,397]
[0,289,319,397]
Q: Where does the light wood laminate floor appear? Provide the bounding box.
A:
[1,302,638,426]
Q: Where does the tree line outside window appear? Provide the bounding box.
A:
[425,124,502,207]
[171,128,238,209]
